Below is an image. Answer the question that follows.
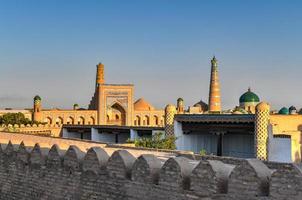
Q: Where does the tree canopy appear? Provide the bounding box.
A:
[0,112,32,125]
[131,132,177,150]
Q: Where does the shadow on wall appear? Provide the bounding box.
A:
[297,124,302,163]
[295,151,301,163]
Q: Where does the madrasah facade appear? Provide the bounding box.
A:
[32,63,165,127]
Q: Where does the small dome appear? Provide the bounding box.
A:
[165,104,176,112]
[134,98,154,111]
[34,95,41,101]
[278,107,289,115]
[233,107,248,114]
[289,106,297,112]
[239,88,260,103]
[193,100,208,111]
[233,111,243,114]
[73,104,79,110]
[256,102,270,111]
[177,98,184,102]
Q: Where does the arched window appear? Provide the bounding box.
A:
[135,116,141,126]
[45,117,52,125]
[55,117,63,126]
[89,116,95,125]
[145,115,150,126]
[160,116,165,126]
[154,115,159,126]
[67,117,74,125]
[77,117,85,125]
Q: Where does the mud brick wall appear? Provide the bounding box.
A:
[0,141,301,200]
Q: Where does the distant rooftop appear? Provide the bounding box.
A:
[175,114,255,124]
[102,84,134,86]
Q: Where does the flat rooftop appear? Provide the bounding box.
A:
[63,124,164,131]
[175,114,255,124]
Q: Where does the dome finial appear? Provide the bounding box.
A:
[212,55,217,61]
[211,56,218,66]
[248,87,251,92]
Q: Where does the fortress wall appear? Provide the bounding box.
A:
[0,132,177,158]
[0,132,107,152]
[0,141,301,199]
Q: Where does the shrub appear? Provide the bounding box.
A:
[199,149,207,156]
[133,132,177,150]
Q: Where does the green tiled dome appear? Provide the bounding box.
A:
[177,98,184,102]
[34,95,41,101]
[239,88,260,103]
[278,107,289,115]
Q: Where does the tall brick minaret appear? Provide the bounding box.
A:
[88,62,105,117]
[96,62,105,86]
[208,56,221,113]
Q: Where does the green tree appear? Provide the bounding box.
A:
[0,112,31,125]
[199,149,207,156]
[133,132,177,150]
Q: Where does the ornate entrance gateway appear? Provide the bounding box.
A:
[107,102,127,126]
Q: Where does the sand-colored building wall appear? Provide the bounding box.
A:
[133,110,165,127]
[270,114,302,162]
[40,110,98,126]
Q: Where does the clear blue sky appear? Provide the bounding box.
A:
[0,0,301,110]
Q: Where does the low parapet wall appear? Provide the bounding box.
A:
[0,140,301,199]
[0,124,62,137]
[0,132,177,159]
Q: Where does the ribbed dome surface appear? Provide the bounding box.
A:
[177,98,184,102]
[239,88,260,103]
[134,98,154,111]
[193,100,208,111]
[278,107,289,115]
[34,95,41,101]
[289,106,297,112]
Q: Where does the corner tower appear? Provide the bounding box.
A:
[176,98,184,114]
[208,56,221,113]
[165,104,177,136]
[33,95,42,122]
[255,102,270,160]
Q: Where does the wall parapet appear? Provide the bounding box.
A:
[0,141,301,199]
[0,124,62,137]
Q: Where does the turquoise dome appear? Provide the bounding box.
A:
[239,88,260,103]
[278,107,289,115]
